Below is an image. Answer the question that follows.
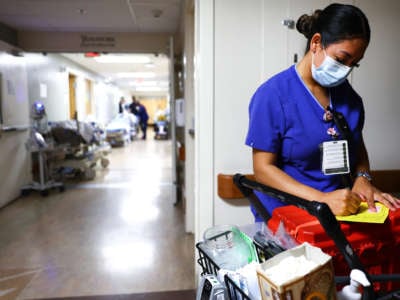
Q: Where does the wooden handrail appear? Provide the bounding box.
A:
[370,170,400,194]
[217,173,255,199]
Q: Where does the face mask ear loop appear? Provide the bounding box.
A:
[312,51,315,68]
[312,46,327,69]
[322,48,328,59]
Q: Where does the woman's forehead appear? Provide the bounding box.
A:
[328,38,368,58]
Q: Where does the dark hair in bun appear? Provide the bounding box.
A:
[296,3,370,52]
[296,10,322,40]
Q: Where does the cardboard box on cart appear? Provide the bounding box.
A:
[257,242,337,300]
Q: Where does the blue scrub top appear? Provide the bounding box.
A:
[245,65,365,220]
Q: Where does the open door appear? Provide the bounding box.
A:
[85,78,93,117]
[68,74,77,119]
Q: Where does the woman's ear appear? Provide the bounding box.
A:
[310,33,322,53]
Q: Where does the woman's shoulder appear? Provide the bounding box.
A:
[253,65,297,99]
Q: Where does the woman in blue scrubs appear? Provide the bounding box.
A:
[246,3,400,221]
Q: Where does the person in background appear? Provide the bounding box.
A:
[136,100,149,140]
[118,97,126,114]
[245,3,400,221]
[129,96,139,116]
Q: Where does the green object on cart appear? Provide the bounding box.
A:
[231,226,259,264]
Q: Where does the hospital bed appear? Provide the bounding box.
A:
[105,112,139,147]
[49,120,111,181]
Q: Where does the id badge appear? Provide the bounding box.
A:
[321,140,350,175]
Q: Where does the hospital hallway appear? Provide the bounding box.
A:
[0,137,196,299]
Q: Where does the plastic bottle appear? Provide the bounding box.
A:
[202,225,255,270]
[337,269,371,300]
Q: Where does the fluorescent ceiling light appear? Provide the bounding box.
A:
[94,55,151,64]
[117,72,156,78]
[158,81,169,87]
[129,80,157,86]
[135,86,168,92]
[129,80,169,87]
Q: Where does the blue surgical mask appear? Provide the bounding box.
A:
[311,50,353,87]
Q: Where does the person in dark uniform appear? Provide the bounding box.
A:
[136,100,149,139]
[129,96,139,116]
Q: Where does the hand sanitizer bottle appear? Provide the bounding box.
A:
[337,269,371,300]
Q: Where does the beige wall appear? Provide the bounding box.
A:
[139,97,168,125]
[24,53,122,124]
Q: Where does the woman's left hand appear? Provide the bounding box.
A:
[352,177,400,212]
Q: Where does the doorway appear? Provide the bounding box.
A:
[85,78,93,116]
[68,73,77,119]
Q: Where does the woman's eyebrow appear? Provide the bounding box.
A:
[338,50,352,58]
[338,50,364,65]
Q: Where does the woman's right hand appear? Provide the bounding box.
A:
[321,189,362,216]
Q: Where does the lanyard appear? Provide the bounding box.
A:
[326,106,352,143]
[325,106,353,188]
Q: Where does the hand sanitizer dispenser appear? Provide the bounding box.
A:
[337,269,371,300]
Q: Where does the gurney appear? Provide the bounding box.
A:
[105,112,139,146]
[49,120,111,181]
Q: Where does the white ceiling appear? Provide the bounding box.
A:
[0,0,183,94]
[0,0,183,33]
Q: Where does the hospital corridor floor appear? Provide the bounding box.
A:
[0,137,195,299]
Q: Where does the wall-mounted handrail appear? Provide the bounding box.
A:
[218,171,400,199]
[0,125,30,135]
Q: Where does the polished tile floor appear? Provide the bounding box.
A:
[0,136,195,299]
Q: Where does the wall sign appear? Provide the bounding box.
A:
[80,35,116,48]
[40,83,47,98]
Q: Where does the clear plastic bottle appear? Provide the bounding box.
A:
[202,225,253,271]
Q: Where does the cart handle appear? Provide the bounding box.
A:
[233,174,375,300]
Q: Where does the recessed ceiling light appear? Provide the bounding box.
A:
[135,86,167,92]
[94,55,151,64]
[77,8,87,15]
[130,80,157,86]
[117,72,156,78]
